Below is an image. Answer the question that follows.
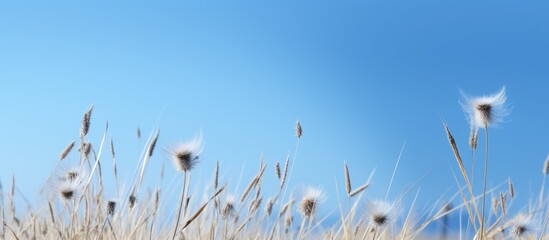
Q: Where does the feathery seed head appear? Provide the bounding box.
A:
[508,213,538,240]
[298,186,325,218]
[221,195,235,219]
[57,181,82,202]
[58,167,86,186]
[170,133,204,173]
[80,142,92,158]
[128,195,137,208]
[367,200,398,229]
[461,86,509,129]
[107,200,117,216]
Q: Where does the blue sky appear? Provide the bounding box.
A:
[1,1,549,224]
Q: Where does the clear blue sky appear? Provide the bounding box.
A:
[1,1,548,222]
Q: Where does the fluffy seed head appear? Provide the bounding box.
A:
[367,200,398,229]
[221,195,235,219]
[461,86,509,129]
[170,134,204,173]
[80,142,92,158]
[508,213,538,240]
[107,200,117,216]
[128,195,137,208]
[57,181,82,202]
[298,187,325,218]
[58,167,86,187]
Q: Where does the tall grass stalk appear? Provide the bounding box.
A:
[479,127,488,240]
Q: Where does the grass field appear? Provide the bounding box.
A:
[1,87,547,240]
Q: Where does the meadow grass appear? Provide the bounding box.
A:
[1,87,547,240]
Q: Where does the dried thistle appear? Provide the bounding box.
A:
[298,187,325,218]
[107,200,117,216]
[59,141,75,161]
[296,120,302,138]
[461,87,508,129]
[128,195,137,208]
[508,213,538,240]
[57,182,81,202]
[170,134,203,173]
[367,200,398,229]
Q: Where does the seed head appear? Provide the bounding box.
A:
[57,181,81,202]
[60,141,75,161]
[80,105,94,138]
[107,200,117,216]
[275,161,281,180]
[148,130,159,157]
[80,142,92,158]
[221,195,235,219]
[296,120,302,138]
[128,194,137,208]
[170,133,204,173]
[265,198,274,216]
[61,168,85,185]
[468,128,478,150]
[461,86,509,129]
[298,187,325,218]
[367,200,398,229]
[508,213,538,240]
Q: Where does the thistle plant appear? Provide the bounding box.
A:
[461,86,509,239]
